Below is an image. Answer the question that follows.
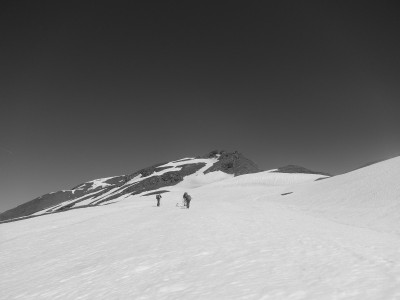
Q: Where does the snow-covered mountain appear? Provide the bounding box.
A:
[0,151,256,222]
[2,153,400,299]
[0,151,328,223]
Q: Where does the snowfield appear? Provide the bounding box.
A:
[1,157,400,299]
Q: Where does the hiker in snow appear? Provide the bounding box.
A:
[182,192,188,207]
[156,194,162,207]
[182,192,187,207]
[183,192,192,209]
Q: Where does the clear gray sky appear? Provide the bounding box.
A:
[1,1,400,212]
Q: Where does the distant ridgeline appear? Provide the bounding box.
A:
[0,151,260,222]
[272,165,331,177]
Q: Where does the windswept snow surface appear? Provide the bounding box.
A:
[2,158,400,299]
[207,170,326,188]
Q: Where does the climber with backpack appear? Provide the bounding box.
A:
[183,192,192,209]
[156,194,162,207]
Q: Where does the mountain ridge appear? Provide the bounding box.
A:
[0,151,261,221]
[0,150,340,222]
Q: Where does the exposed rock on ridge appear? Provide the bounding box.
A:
[203,150,260,176]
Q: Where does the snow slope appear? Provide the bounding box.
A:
[1,157,400,299]
[276,156,400,234]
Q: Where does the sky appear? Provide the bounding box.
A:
[1,1,400,212]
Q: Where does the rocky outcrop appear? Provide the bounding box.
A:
[203,150,261,176]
